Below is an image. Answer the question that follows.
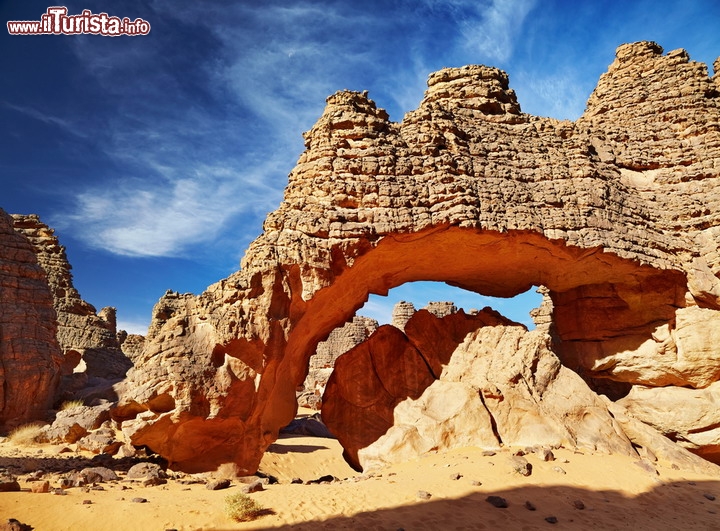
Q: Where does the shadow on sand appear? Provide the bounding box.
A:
[212,479,720,530]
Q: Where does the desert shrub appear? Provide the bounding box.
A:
[7,423,45,446]
[225,492,264,522]
[59,399,85,411]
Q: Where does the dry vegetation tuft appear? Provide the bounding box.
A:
[8,422,45,446]
[59,399,84,411]
[225,493,265,522]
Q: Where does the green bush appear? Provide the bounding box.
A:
[225,492,265,522]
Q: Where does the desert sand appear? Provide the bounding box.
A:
[2,425,720,531]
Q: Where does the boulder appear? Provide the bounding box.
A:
[617,383,720,464]
[359,327,635,470]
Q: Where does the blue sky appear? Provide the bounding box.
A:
[2,0,718,334]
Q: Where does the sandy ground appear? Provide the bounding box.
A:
[2,432,720,530]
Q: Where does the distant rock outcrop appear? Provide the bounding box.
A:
[299,315,378,409]
[114,42,720,473]
[323,307,516,470]
[0,209,62,427]
[9,214,133,407]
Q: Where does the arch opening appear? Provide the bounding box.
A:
[262,226,686,470]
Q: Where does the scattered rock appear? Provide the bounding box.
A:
[82,499,92,505]
[416,491,432,500]
[482,451,497,457]
[552,466,566,475]
[143,477,167,487]
[510,456,532,477]
[486,495,509,508]
[0,519,34,531]
[306,474,337,484]
[704,493,716,501]
[30,481,50,493]
[131,497,147,503]
[206,478,231,491]
[240,480,264,494]
[290,477,303,484]
[0,476,21,492]
[449,473,462,480]
[126,462,167,483]
[573,500,586,510]
[470,480,482,486]
[536,447,555,462]
[545,516,558,524]
[525,501,537,511]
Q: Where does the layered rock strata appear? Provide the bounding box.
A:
[11,215,132,386]
[0,209,62,427]
[115,42,720,473]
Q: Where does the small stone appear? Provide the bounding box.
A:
[486,495,508,508]
[51,488,67,496]
[552,466,566,475]
[510,456,532,477]
[449,473,462,480]
[131,497,147,503]
[704,493,716,501]
[240,480,264,494]
[470,480,482,486]
[525,501,537,511]
[143,477,168,487]
[545,516,558,524]
[82,499,92,505]
[31,480,50,493]
[0,519,34,531]
[290,477,303,484]
[417,490,432,500]
[537,447,555,462]
[0,476,21,492]
[206,478,231,491]
[482,451,496,457]
[573,500,585,510]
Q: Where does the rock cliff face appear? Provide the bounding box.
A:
[11,215,132,384]
[115,42,720,473]
[0,209,62,427]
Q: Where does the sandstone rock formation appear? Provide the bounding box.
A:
[299,315,378,409]
[114,42,720,473]
[0,209,63,427]
[11,215,133,405]
[322,307,519,469]
[300,301,472,410]
[357,326,635,471]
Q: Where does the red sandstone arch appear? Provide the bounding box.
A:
[114,42,720,472]
[259,226,685,464]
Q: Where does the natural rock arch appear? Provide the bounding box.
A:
[114,42,720,473]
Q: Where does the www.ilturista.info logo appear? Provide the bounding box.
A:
[7,6,150,36]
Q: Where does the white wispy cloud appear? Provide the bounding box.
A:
[459,0,538,62]
[513,69,591,120]
[3,101,89,138]
[58,157,284,257]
